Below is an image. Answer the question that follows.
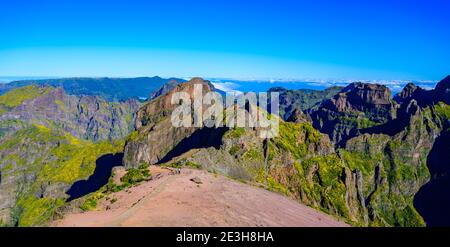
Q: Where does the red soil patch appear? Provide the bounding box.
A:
[54,166,348,227]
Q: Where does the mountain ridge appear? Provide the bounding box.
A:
[0,76,186,101]
[1,75,449,227]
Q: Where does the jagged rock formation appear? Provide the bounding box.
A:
[149,79,180,100]
[394,75,450,107]
[123,76,450,226]
[269,86,342,121]
[434,75,450,104]
[394,83,426,104]
[0,125,124,226]
[309,82,398,145]
[286,108,311,123]
[0,85,135,226]
[2,75,449,227]
[0,85,139,141]
[123,78,218,167]
[414,129,450,226]
[176,100,447,226]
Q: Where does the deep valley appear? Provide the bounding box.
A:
[0,75,449,227]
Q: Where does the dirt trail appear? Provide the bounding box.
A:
[55,167,348,227]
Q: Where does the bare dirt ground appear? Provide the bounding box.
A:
[54,166,348,227]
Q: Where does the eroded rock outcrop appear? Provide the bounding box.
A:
[394,75,450,107]
[0,85,132,226]
[309,82,398,145]
[149,79,180,100]
[0,85,139,141]
[123,78,217,167]
[269,86,342,121]
[122,77,450,226]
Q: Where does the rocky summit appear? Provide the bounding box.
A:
[309,82,397,145]
[119,76,450,226]
[0,75,449,227]
[122,78,219,168]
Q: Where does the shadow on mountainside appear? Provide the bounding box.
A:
[157,127,228,164]
[414,131,450,226]
[66,153,124,202]
[337,103,417,147]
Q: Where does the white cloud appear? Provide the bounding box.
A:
[211,82,243,94]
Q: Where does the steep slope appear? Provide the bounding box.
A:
[123,78,218,167]
[148,79,180,100]
[175,101,446,226]
[434,75,450,104]
[0,124,124,226]
[0,85,136,226]
[414,127,450,227]
[123,76,450,226]
[309,82,398,145]
[269,86,342,121]
[394,83,429,105]
[0,85,139,141]
[394,75,450,107]
[2,76,449,227]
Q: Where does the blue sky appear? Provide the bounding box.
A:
[0,0,449,80]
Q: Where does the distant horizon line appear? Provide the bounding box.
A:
[0,75,441,83]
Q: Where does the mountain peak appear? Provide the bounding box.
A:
[342,82,390,94]
[394,82,422,104]
[405,82,418,89]
[187,77,208,84]
[435,75,450,92]
[332,82,393,112]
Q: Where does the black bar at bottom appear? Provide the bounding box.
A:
[0,227,448,247]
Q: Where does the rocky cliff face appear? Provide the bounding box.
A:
[149,79,180,100]
[170,99,446,226]
[269,86,342,121]
[0,125,124,226]
[122,76,450,226]
[123,78,216,167]
[394,75,450,107]
[309,82,398,145]
[0,85,135,226]
[394,83,422,104]
[434,75,450,93]
[0,85,139,141]
[433,75,450,105]
[2,76,449,227]
[339,102,444,226]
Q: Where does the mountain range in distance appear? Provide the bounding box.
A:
[0,77,187,101]
[0,74,449,227]
[0,76,439,101]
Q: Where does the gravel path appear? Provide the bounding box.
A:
[54,167,348,227]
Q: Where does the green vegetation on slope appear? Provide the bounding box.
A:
[120,163,152,186]
[0,124,124,226]
[223,127,246,139]
[0,85,52,114]
[337,114,379,129]
[162,159,202,169]
[273,121,322,159]
[0,85,52,108]
[79,163,152,211]
[215,102,443,226]
[271,86,343,120]
[434,101,450,121]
